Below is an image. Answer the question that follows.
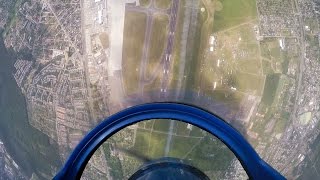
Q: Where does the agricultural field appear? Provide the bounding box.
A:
[122,12,147,94]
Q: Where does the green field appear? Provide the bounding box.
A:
[145,120,154,129]
[0,75,61,178]
[299,112,312,125]
[122,12,147,94]
[235,71,264,94]
[190,127,204,137]
[153,119,170,132]
[281,58,289,74]
[238,59,262,75]
[146,13,169,76]
[170,0,186,90]
[2,0,25,37]
[273,117,289,135]
[139,0,151,7]
[272,75,288,106]
[168,136,200,158]
[262,60,274,74]
[155,0,172,9]
[117,120,236,178]
[102,143,123,179]
[213,0,257,32]
[200,21,264,99]
[131,129,167,158]
[298,135,320,179]
[260,38,282,62]
[175,121,189,136]
[182,1,211,96]
[185,136,235,172]
[261,74,280,106]
[99,32,109,49]
[143,74,162,93]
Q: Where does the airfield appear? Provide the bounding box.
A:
[109,0,266,178]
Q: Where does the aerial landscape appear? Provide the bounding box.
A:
[0,0,320,179]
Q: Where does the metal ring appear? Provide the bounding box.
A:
[54,103,285,179]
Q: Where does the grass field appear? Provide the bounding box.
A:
[153,119,170,132]
[298,135,320,179]
[126,120,235,177]
[131,129,167,158]
[146,13,169,76]
[272,75,288,106]
[168,136,200,158]
[170,0,186,89]
[260,38,290,73]
[201,22,264,97]
[273,116,289,135]
[190,127,204,137]
[183,1,212,98]
[260,38,283,62]
[122,12,147,94]
[238,59,262,75]
[2,0,25,37]
[175,121,189,136]
[261,74,280,106]
[213,0,257,32]
[235,71,264,94]
[299,112,312,125]
[145,120,153,129]
[139,0,151,7]
[143,74,162,93]
[99,32,109,49]
[102,143,123,179]
[155,0,172,9]
[185,136,235,171]
[262,60,274,74]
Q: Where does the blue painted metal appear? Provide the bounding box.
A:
[54,103,285,180]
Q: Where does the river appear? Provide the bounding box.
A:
[0,37,61,178]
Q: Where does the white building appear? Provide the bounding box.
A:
[209,35,215,45]
[97,10,102,24]
[279,39,285,50]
